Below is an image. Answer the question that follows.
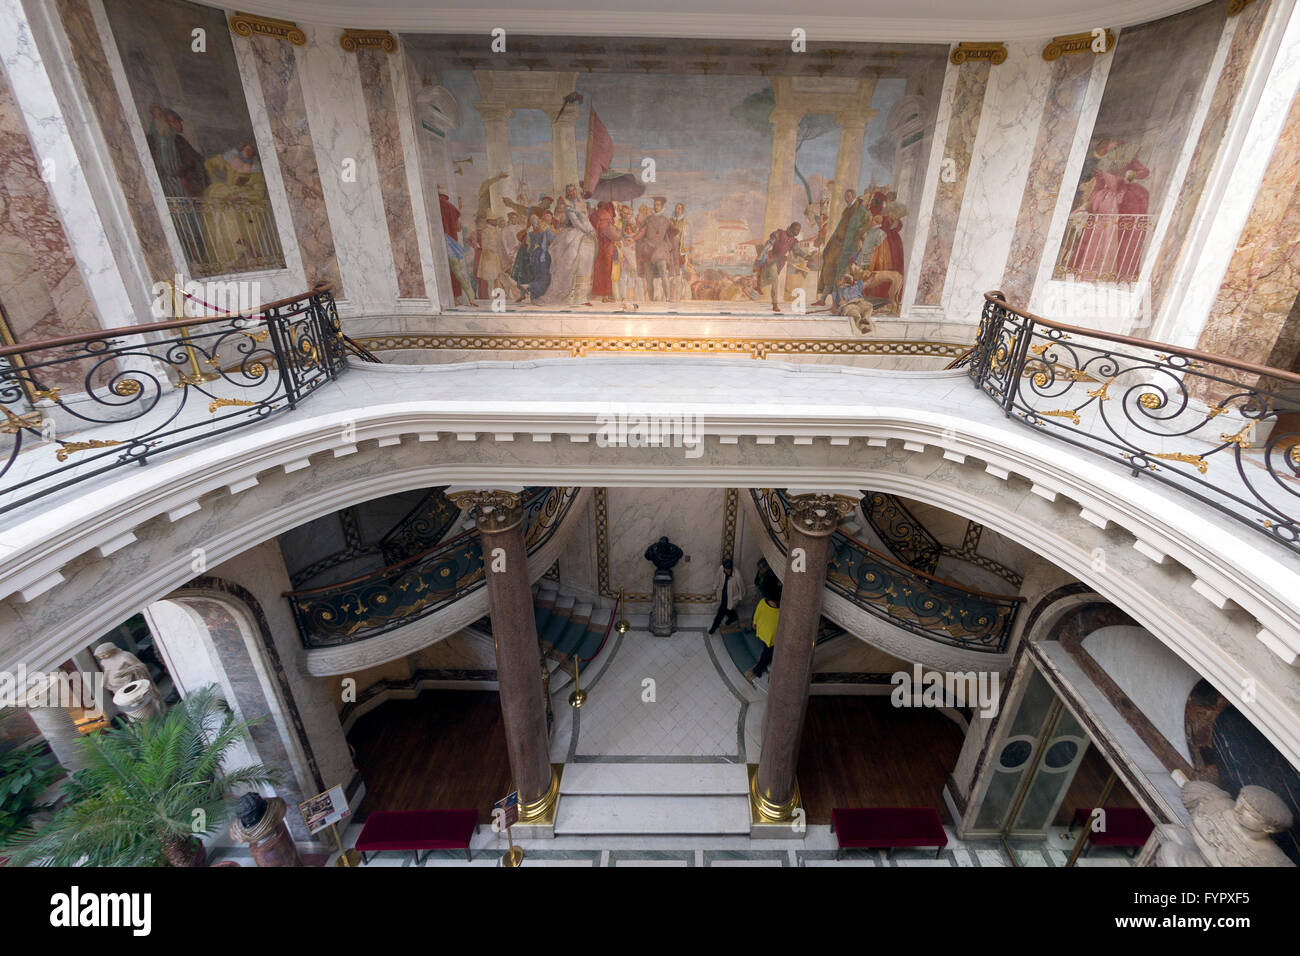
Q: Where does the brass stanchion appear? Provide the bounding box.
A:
[615,587,630,634]
[503,825,523,868]
[170,280,219,388]
[568,653,586,709]
[330,822,360,868]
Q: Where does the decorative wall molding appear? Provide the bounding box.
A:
[229,11,306,45]
[355,333,970,361]
[593,486,739,602]
[950,42,1008,65]
[1041,30,1116,60]
[339,29,397,53]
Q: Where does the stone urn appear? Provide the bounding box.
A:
[113,680,162,722]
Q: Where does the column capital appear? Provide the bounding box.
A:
[785,491,857,535]
[474,102,515,124]
[445,486,526,533]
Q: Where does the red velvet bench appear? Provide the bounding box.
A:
[1070,807,1154,856]
[831,808,949,860]
[354,809,478,865]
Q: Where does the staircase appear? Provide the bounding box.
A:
[554,763,751,835]
[533,581,613,677]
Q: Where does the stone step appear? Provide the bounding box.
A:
[554,795,751,836]
[560,762,750,796]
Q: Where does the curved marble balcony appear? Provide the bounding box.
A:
[1,355,1298,766]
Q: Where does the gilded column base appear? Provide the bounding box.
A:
[747,764,804,839]
[516,763,563,827]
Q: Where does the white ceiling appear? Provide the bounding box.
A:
[215,0,1212,43]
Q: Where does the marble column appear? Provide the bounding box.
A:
[447,488,557,823]
[751,492,856,825]
[552,111,579,198]
[23,674,87,773]
[763,107,803,238]
[474,103,514,217]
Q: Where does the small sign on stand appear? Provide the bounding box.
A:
[298,784,358,867]
[493,790,522,867]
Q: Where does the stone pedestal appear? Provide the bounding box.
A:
[649,569,676,636]
[228,797,303,867]
[23,675,88,773]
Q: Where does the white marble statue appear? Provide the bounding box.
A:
[93,642,153,694]
[1154,780,1294,867]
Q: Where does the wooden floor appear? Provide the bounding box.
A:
[349,690,512,825]
[350,690,965,827]
[798,696,964,825]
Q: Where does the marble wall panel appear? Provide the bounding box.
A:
[295,23,399,312]
[0,67,99,344]
[356,48,425,301]
[999,54,1094,307]
[54,0,173,284]
[946,41,1053,316]
[914,61,990,307]
[607,487,728,603]
[244,32,344,295]
[1147,0,1271,322]
[1196,77,1300,370]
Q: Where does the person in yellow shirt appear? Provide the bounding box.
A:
[745,577,781,687]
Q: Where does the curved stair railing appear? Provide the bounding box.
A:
[378,487,463,564]
[751,489,1022,653]
[973,291,1300,553]
[860,491,942,575]
[286,486,580,648]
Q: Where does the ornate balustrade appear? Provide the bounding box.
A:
[165,196,286,277]
[286,486,579,648]
[0,283,343,518]
[860,491,942,575]
[751,489,1022,653]
[378,488,462,564]
[971,292,1300,553]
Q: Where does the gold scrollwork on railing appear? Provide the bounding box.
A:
[1036,409,1082,426]
[209,398,257,414]
[1042,30,1115,60]
[229,12,306,45]
[339,29,398,53]
[1,407,41,434]
[55,439,122,462]
[950,42,1008,66]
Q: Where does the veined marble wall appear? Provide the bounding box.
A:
[1195,69,1300,372]
[606,487,732,606]
[0,64,100,345]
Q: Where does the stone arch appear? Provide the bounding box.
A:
[144,581,327,844]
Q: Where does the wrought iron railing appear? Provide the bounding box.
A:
[972,292,1300,553]
[751,489,1022,653]
[860,491,942,575]
[0,283,343,517]
[166,196,286,278]
[378,488,462,565]
[286,487,580,648]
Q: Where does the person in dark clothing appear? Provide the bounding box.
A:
[709,558,743,634]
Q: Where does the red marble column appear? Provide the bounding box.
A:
[448,489,557,821]
[752,492,856,823]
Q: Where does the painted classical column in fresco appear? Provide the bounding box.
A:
[474,102,514,217]
[751,492,856,825]
[829,114,869,227]
[446,487,558,824]
[763,107,803,239]
[552,109,579,197]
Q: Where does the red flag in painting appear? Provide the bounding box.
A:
[582,107,614,198]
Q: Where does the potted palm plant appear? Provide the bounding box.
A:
[2,685,278,867]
